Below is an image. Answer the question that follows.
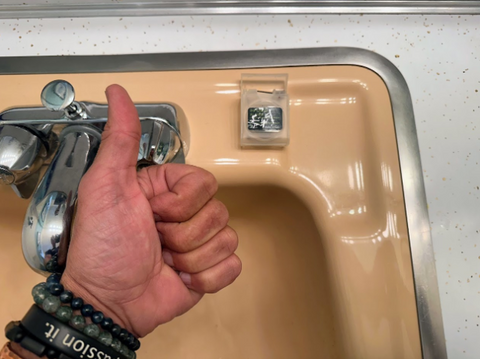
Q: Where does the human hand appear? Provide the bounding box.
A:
[61,85,241,338]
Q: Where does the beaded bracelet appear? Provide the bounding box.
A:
[44,250,140,350]
[32,274,140,356]
[6,306,131,359]
[47,273,139,349]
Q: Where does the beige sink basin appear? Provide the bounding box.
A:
[0,49,446,359]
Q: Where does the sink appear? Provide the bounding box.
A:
[0,48,446,359]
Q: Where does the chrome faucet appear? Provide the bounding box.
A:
[0,80,186,275]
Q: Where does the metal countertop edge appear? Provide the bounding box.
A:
[0,1,480,17]
[0,47,447,359]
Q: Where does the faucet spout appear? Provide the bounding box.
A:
[22,125,101,274]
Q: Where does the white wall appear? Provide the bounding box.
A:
[1,13,479,358]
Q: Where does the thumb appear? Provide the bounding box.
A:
[94,84,141,170]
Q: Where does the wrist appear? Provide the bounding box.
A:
[60,273,134,337]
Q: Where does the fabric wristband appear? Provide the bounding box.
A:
[21,305,130,359]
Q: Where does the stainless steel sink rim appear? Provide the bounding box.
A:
[0,47,446,359]
[0,1,479,18]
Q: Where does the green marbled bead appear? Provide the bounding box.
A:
[70,315,86,330]
[110,338,122,352]
[42,296,60,313]
[31,283,47,297]
[33,288,50,305]
[119,344,130,357]
[55,306,73,322]
[83,324,100,338]
[125,348,136,359]
[97,331,113,346]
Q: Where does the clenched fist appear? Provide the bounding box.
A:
[61,85,242,338]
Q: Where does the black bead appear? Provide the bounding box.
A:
[118,329,129,342]
[81,304,94,317]
[125,334,136,349]
[45,281,54,291]
[45,348,58,359]
[13,331,25,343]
[59,290,73,304]
[5,322,24,343]
[131,338,141,351]
[71,298,84,310]
[91,311,104,324]
[45,258,58,273]
[51,247,59,256]
[111,324,121,337]
[46,273,62,284]
[48,283,64,296]
[101,317,113,330]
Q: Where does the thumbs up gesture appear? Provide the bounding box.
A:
[61,85,241,338]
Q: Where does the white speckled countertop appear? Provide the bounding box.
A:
[0,14,479,358]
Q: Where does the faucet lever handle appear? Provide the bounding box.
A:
[0,125,47,198]
[41,80,76,112]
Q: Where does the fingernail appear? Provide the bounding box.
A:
[162,251,174,266]
[179,272,191,286]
